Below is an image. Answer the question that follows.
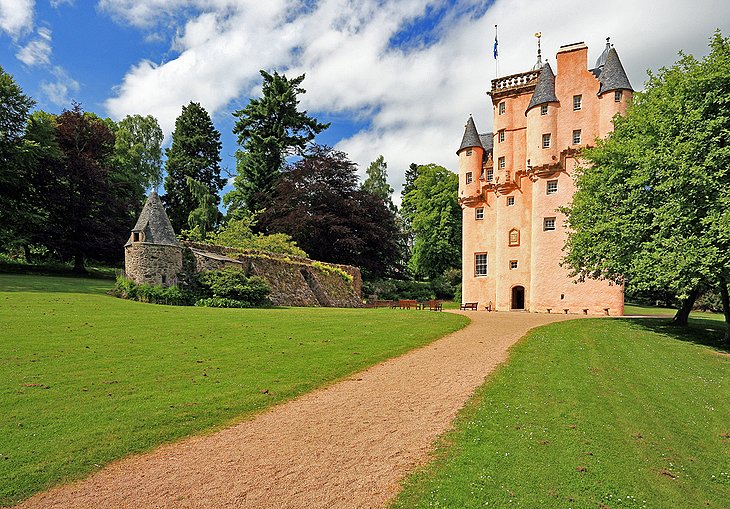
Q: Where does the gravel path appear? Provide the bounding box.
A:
[13,310,572,509]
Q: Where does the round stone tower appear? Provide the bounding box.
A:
[124,190,183,287]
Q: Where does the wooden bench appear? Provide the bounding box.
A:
[460,302,478,311]
[399,299,418,309]
[425,300,443,311]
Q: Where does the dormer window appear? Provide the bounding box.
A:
[486,169,494,182]
[466,148,472,156]
[614,90,623,102]
[540,104,548,115]
[498,102,505,115]
[132,232,141,242]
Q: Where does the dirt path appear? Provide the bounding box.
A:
[14,311,572,509]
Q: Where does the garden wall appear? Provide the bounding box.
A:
[182,242,362,307]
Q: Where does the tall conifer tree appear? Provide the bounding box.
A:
[226,70,329,216]
[163,102,224,232]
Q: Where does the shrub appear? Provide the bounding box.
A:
[311,261,353,283]
[110,275,194,306]
[363,278,435,301]
[197,268,271,306]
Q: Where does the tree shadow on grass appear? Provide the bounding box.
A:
[621,317,729,354]
[0,273,113,295]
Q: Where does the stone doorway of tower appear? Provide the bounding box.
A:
[511,285,526,310]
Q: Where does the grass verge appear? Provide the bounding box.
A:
[0,274,468,506]
[392,316,729,508]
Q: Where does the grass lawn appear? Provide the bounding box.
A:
[0,274,468,506]
[393,316,729,508]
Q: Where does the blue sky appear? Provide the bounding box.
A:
[1,0,728,202]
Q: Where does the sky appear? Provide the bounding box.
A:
[1,0,728,204]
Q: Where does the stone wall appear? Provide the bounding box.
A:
[182,242,362,307]
[124,244,183,286]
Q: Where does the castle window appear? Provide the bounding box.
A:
[509,260,518,270]
[547,180,558,194]
[499,131,505,143]
[507,196,515,206]
[544,217,556,231]
[498,156,505,169]
[508,228,520,246]
[132,232,140,242]
[542,134,551,149]
[486,169,494,182]
[540,104,548,115]
[573,95,582,111]
[475,208,484,220]
[466,148,472,156]
[475,253,488,277]
[572,129,582,145]
[615,90,623,102]
[498,102,505,115]
[466,172,473,184]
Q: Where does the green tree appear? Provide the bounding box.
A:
[113,114,164,194]
[186,177,220,238]
[226,70,329,215]
[401,164,461,279]
[38,104,137,271]
[163,102,224,232]
[207,214,307,257]
[0,65,35,247]
[563,31,730,340]
[362,155,396,212]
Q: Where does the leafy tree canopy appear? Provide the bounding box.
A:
[258,145,402,276]
[563,31,730,337]
[113,114,164,192]
[362,155,396,212]
[401,164,461,279]
[163,101,225,232]
[226,70,329,215]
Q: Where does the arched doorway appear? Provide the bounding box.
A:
[511,285,525,310]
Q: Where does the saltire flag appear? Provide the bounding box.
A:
[493,26,498,59]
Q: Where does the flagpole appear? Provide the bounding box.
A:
[494,24,500,78]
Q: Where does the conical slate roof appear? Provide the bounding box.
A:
[598,47,632,95]
[127,191,179,247]
[526,63,558,114]
[457,116,482,154]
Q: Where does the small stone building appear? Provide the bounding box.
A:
[124,191,362,307]
[124,191,183,287]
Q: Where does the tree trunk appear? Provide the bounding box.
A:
[673,286,700,326]
[719,276,730,344]
[72,252,87,274]
[23,245,32,263]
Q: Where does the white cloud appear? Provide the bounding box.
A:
[102,0,730,198]
[40,66,80,106]
[0,0,34,39]
[50,0,74,7]
[16,26,52,66]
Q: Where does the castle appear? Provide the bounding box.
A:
[458,39,632,314]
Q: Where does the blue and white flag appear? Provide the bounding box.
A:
[493,25,498,59]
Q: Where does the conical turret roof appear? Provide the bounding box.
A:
[598,47,632,95]
[126,190,179,247]
[457,116,483,154]
[526,63,558,114]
